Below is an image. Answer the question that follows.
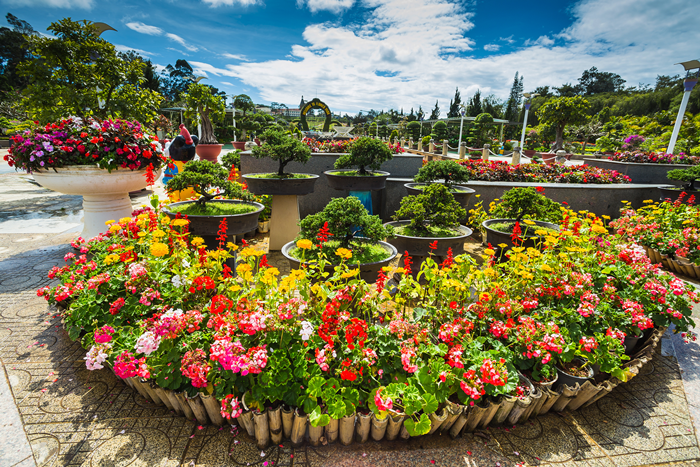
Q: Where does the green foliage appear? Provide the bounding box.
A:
[334,136,393,175]
[389,129,398,143]
[298,196,392,248]
[166,160,254,206]
[490,187,564,223]
[183,82,226,144]
[536,96,591,150]
[406,121,421,141]
[431,120,448,142]
[467,113,495,147]
[413,160,470,189]
[667,165,700,190]
[232,94,257,141]
[394,184,466,236]
[18,18,162,124]
[251,129,312,176]
[421,135,431,146]
[220,150,241,172]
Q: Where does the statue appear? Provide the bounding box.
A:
[163,124,199,200]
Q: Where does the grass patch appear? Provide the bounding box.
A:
[289,240,391,264]
[246,173,315,179]
[169,201,258,216]
[488,222,558,236]
[328,170,384,177]
[394,224,463,238]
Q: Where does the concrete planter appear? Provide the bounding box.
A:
[32,165,162,240]
[658,187,699,205]
[242,173,319,196]
[384,221,472,257]
[325,169,390,191]
[583,158,691,184]
[404,183,476,210]
[281,240,398,283]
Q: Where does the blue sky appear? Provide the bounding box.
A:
[1,0,698,116]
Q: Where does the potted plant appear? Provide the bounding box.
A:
[324,137,393,191]
[242,129,319,195]
[660,165,700,205]
[481,187,561,253]
[163,160,263,248]
[281,196,397,282]
[6,116,164,239]
[385,184,472,261]
[405,160,475,209]
[183,82,226,163]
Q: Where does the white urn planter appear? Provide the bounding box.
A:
[32,165,160,240]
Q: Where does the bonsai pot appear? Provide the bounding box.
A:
[258,220,270,233]
[383,220,472,257]
[482,219,560,252]
[281,240,398,283]
[555,358,593,389]
[32,165,162,240]
[404,183,476,210]
[242,173,320,196]
[324,169,390,191]
[196,144,223,163]
[523,149,536,157]
[162,199,263,249]
[231,141,246,150]
[658,187,699,205]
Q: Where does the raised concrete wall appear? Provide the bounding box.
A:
[583,158,689,185]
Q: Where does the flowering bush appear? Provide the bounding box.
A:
[458,160,631,184]
[38,199,697,437]
[609,152,700,165]
[6,116,164,173]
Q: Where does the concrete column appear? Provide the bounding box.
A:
[400,138,405,147]
[269,195,301,250]
[555,150,567,164]
[512,147,521,165]
[459,141,466,159]
[409,137,414,148]
[482,144,490,161]
[429,139,435,153]
[442,140,448,156]
[418,139,423,152]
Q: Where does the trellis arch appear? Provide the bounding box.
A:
[299,98,332,132]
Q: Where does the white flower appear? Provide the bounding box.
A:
[135,331,161,355]
[162,308,183,319]
[182,259,190,268]
[85,343,110,370]
[172,275,183,287]
[300,321,314,341]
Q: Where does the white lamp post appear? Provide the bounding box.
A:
[667,60,700,154]
[457,104,467,146]
[519,92,539,151]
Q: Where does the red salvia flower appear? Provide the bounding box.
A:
[145,163,155,187]
[217,217,228,249]
[403,251,413,275]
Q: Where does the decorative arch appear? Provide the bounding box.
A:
[299,98,332,132]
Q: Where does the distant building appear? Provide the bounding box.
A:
[299,96,306,110]
[255,105,272,114]
[284,108,301,117]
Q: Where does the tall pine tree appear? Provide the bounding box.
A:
[429,100,440,120]
[468,89,483,116]
[447,87,462,117]
[504,72,524,122]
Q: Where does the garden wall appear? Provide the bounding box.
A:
[583,158,688,185]
[240,152,424,219]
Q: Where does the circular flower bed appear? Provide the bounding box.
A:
[38,202,697,443]
[458,160,631,184]
[608,152,700,165]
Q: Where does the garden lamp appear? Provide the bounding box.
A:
[457,103,467,146]
[667,60,700,154]
[519,92,539,152]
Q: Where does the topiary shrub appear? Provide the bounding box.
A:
[394,184,466,237]
[166,160,254,207]
[489,187,563,223]
[251,129,312,177]
[413,160,470,190]
[334,137,393,175]
[431,121,448,142]
[668,165,700,190]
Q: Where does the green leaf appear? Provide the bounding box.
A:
[404,413,431,436]
[342,387,359,405]
[422,393,439,414]
[309,406,330,427]
[328,398,347,419]
[302,396,317,415]
[413,307,427,322]
[308,376,325,397]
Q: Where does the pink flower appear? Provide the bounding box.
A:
[94,325,115,344]
[135,331,160,355]
[374,388,393,412]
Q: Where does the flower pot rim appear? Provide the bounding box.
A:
[33,165,153,174]
[281,240,398,268]
[243,173,320,180]
[482,218,560,238]
[384,220,473,241]
[404,182,476,194]
[162,199,264,219]
[323,169,390,177]
[556,358,594,379]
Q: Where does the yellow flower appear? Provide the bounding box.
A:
[150,242,169,257]
[137,213,149,220]
[236,263,253,281]
[394,267,406,274]
[191,237,205,247]
[297,239,314,250]
[229,285,241,293]
[559,230,573,237]
[497,243,508,248]
[172,219,189,227]
[512,247,525,253]
[240,247,265,258]
[105,219,116,226]
[103,254,120,265]
[227,242,239,251]
[534,229,548,236]
[523,219,536,225]
[119,217,132,224]
[540,264,552,272]
[137,231,148,237]
[545,236,558,244]
[161,216,171,225]
[335,248,352,260]
[484,248,495,256]
[109,224,122,232]
[643,199,654,204]
[341,269,359,278]
[261,267,280,285]
[152,229,166,238]
[591,224,607,235]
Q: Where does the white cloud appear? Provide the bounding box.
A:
[221,81,235,86]
[222,53,250,61]
[1,0,93,8]
[483,44,500,52]
[167,47,189,56]
[499,35,514,44]
[297,0,355,13]
[202,0,700,114]
[201,0,262,6]
[125,21,163,36]
[165,33,199,52]
[114,44,158,57]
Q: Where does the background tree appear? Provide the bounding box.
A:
[536,96,591,150]
[504,72,524,122]
[483,94,504,119]
[0,13,34,96]
[467,113,495,147]
[417,106,425,121]
[183,82,226,144]
[431,121,448,142]
[406,121,421,141]
[18,18,162,123]
[467,89,483,117]
[577,67,626,95]
[447,87,462,118]
[161,59,194,103]
[429,100,440,120]
[232,94,257,140]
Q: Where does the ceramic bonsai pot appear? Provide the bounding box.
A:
[324,169,390,191]
[555,358,593,389]
[242,173,319,196]
[196,144,223,163]
[281,240,398,283]
[162,199,263,248]
[482,219,560,252]
[32,165,161,240]
[404,183,476,210]
[384,220,472,257]
[231,141,246,150]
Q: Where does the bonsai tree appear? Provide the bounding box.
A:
[668,165,700,191]
[334,137,393,175]
[233,94,257,141]
[467,113,495,148]
[298,196,392,255]
[166,160,253,207]
[250,129,312,177]
[394,184,466,237]
[490,187,563,223]
[431,121,448,142]
[536,96,590,151]
[220,150,241,172]
[413,160,470,191]
[183,83,226,145]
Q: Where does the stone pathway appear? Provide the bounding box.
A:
[1,156,700,467]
